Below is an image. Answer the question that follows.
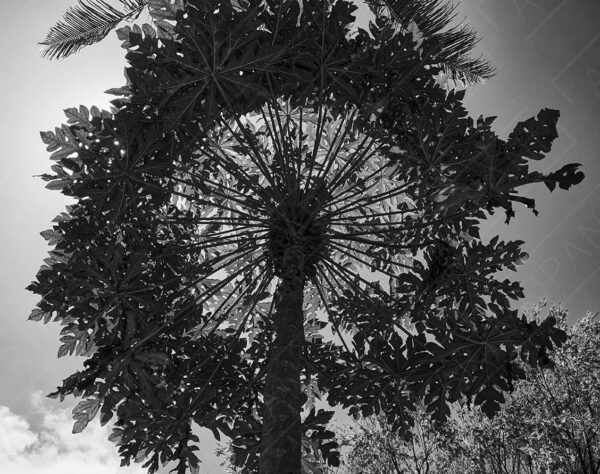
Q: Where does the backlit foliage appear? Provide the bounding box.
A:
[30,0,583,471]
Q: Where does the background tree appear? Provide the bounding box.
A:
[336,403,448,474]
[40,0,162,59]
[30,0,584,472]
[449,302,600,474]
[327,302,600,474]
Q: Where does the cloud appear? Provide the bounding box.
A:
[0,392,145,474]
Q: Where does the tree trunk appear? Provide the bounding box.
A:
[259,245,306,473]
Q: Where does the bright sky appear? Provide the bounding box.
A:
[1,0,599,473]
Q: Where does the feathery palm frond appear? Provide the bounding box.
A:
[364,0,495,84]
[40,0,148,59]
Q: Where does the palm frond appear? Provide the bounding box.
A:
[40,0,148,60]
[364,0,495,84]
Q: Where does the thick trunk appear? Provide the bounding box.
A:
[259,245,305,474]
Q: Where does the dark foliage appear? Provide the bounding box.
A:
[31,0,584,471]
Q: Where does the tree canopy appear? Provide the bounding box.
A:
[30,0,584,472]
[327,302,600,474]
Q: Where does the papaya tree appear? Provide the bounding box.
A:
[30,0,584,472]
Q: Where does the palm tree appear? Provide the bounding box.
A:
[30,0,583,472]
[40,0,492,83]
[40,0,150,59]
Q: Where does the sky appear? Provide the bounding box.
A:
[0,0,599,473]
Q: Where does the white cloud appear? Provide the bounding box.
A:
[0,392,145,474]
